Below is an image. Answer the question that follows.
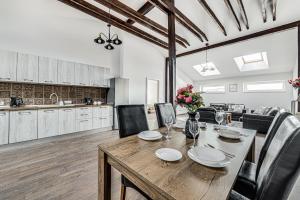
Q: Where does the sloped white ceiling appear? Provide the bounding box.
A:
[177,28,298,81]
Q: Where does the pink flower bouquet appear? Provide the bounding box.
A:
[288,78,300,88]
[176,84,204,113]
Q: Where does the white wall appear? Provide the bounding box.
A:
[120,34,165,104]
[194,72,293,110]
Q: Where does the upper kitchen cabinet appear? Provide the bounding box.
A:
[0,50,17,82]
[104,68,111,87]
[90,66,105,87]
[17,53,39,83]
[39,57,58,84]
[58,60,75,85]
[75,63,89,86]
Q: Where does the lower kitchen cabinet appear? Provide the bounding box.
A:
[38,109,59,138]
[0,111,9,145]
[76,119,93,132]
[9,110,38,143]
[59,108,76,135]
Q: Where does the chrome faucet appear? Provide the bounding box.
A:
[49,93,59,104]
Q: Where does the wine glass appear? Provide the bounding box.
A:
[164,116,173,140]
[215,111,224,129]
[195,112,200,122]
[189,120,199,148]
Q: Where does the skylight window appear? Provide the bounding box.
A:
[234,52,269,72]
[193,62,220,76]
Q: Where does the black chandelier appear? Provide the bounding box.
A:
[94,9,122,50]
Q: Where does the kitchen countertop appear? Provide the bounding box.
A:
[0,104,113,111]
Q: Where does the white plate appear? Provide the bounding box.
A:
[218,128,241,139]
[188,150,230,168]
[190,146,226,162]
[155,148,182,162]
[138,131,162,141]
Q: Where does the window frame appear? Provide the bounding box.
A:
[243,80,286,93]
[200,84,226,94]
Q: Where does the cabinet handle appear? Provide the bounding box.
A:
[0,77,10,80]
[44,110,55,113]
[81,108,88,110]
[79,83,86,85]
[24,78,33,82]
[80,114,88,116]
[62,81,71,84]
[19,112,32,115]
[80,120,88,122]
[44,80,53,83]
[63,109,72,112]
[0,113,6,116]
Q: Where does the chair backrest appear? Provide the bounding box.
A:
[197,107,217,124]
[116,105,149,138]
[255,109,291,179]
[154,103,176,128]
[256,115,300,200]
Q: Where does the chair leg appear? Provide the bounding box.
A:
[120,184,126,200]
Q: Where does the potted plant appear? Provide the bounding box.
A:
[176,84,204,138]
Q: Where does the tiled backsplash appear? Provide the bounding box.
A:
[0,82,108,105]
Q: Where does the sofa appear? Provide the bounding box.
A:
[242,107,280,134]
[197,107,217,124]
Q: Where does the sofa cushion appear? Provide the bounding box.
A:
[262,107,272,115]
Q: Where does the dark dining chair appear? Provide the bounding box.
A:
[154,103,176,128]
[230,115,300,200]
[233,110,291,198]
[197,107,217,124]
[116,104,151,200]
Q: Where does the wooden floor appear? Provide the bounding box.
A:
[0,115,265,200]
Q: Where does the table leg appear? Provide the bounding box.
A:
[98,149,111,200]
[246,136,255,162]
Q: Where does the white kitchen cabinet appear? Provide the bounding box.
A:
[0,111,9,145]
[9,110,38,143]
[0,50,17,82]
[104,68,111,87]
[17,53,39,83]
[38,109,59,139]
[38,57,58,84]
[75,63,89,86]
[76,119,93,132]
[58,60,75,85]
[92,107,102,118]
[92,117,102,129]
[76,107,92,120]
[89,66,104,87]
[59,108,76,135]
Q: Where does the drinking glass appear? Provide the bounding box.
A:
[189,120,199,148]
[215,111,224,128]
[164,116,173,140]
[195,112,200,122]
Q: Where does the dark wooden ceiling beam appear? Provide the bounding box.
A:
[224,0,242,31]
[94,0,189,47]
[177,20,300,58]
[237,0,249,29]
[59,0,168,49]
[272,0,277,21]
[197,0,227,36]
[148,0,207,42]
[127,2,154,25]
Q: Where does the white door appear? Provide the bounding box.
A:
[38,57,58,84]
[59,108,76,135]
[38,109,59,138]
[75,63,89,86]
[0,50,17,82]
[0,111,9,145]
[58,60,75,85]
[17,53,39,83]
[9,110,38,143]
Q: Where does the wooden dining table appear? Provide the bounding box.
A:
[98,124,256,200]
